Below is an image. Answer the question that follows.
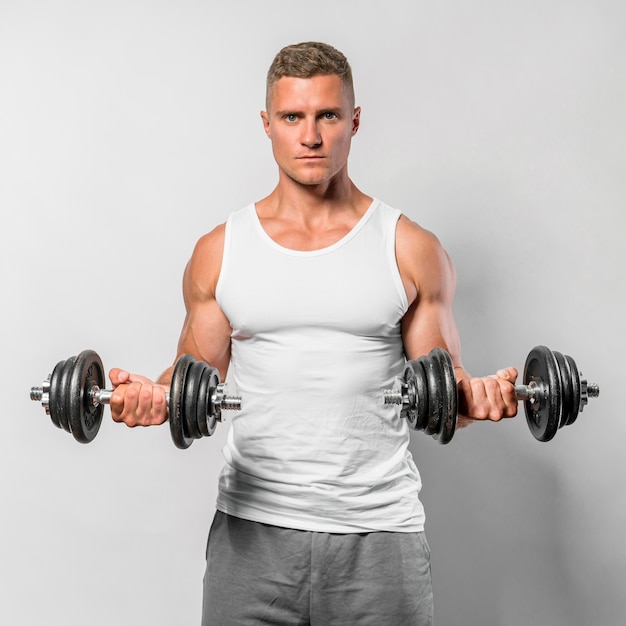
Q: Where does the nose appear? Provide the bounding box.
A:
[300,118,321,148]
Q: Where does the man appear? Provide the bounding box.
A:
[110,42,518,625]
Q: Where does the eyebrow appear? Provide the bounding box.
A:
[274,107,343,117]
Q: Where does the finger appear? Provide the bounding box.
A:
[121,381,152,427]
[151,386,169,425]
[127,383,169,426]
[125,373,154,385]
[122,382,144,426]
[110,383,136,424]
[138,384,169,425]
[496,367,519,384]
[498,377,519,418]
[483,376,507,421]
[485,376,518,418]
[109,368,130,386]
[459,378,490,420]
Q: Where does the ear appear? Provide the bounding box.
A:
[260,110,271,138]
[352,106,361,136]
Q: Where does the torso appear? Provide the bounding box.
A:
[252,191,427,309]
[213,199,424,533]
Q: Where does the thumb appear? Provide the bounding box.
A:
[496,367,518,383]
[109,368,131,387]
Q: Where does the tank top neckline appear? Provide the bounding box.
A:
[250,198,380,257]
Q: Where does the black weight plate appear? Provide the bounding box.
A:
[68,350,105,444]
[55,356,76,433]
[196,361,217,437]
[195,365,212,437]
[169,354,194,449]
[48,359,67,430]
[431,348,458,445]
[183,359,204,440]
[423,353,444,436]
[412,359,430,432]
[402,359,428,431]
[201,368,219,438]
[401,362,418,428]
[428,350,448,439]
[553,351,574,429]
[565,354,581,426]
[523,346,561,442]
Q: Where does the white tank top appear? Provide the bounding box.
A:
[215,199,425,533]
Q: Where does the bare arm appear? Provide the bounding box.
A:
[173,224,232,380]
[396,215,518,424]
[109,224,232,427]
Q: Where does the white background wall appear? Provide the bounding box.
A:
[1,1,624,625]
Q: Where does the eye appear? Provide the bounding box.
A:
[284,113,298,122]
[323,112,338,120]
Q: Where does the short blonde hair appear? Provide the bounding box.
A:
[266,42,355,109]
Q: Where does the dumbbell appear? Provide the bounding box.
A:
[384,345,599,444]
[29,349,242,449]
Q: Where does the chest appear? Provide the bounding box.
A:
[221,237,406,339]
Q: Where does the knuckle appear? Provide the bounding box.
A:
[484,378,498,393]
[473,405,489,420]
[153,388,166,406]
[139,386,153,403]
[125,386,139,403]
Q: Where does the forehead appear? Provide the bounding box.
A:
[268,75,351,111]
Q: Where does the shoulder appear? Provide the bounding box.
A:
[183,223,226,301]
[396,214,453,271]
[396,214,442,252]
[395,214,456,303]
[192,222,226,259]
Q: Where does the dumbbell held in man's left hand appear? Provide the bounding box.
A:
[384,345,599,444]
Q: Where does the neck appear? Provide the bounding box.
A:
[260,170,368,220]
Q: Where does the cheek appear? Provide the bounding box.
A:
[332,133,353,156]
[270,130,291,153]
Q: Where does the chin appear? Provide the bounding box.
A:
[298,169,335,186]
[281,163,336,186]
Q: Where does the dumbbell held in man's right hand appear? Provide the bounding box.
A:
[384,345,599,444]
[29,350,242,449]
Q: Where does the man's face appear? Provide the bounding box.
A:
[261,74,360,187]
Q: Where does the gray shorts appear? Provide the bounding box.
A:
[201,511,433,626]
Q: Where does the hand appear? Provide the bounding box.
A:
[108,368,169,427]
[457,367,519,426]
